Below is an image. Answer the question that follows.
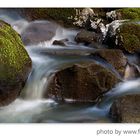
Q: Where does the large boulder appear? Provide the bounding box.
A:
[110,95,140,123]
[104,23,140,53]
[44,62,121,103]
[21,21,58,45]
[0,20,32,106]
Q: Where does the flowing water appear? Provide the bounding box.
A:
[0,9,140,123]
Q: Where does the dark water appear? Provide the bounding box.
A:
[0,9,140,123]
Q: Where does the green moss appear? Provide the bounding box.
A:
[23,8,78,27]
[0,20,31,82]
[117,8,140,20]
[117,23,140,53]
[120,33,140,53]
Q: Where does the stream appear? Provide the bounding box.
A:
[0,9,140,123]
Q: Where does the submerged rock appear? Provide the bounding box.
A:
[45,62,121,103]
[21,21,58,45]
[0,20,32,106]
[110,95,140,123]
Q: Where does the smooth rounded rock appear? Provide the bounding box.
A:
[45,62,121,103]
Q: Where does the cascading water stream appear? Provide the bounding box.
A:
[0,9,139,123]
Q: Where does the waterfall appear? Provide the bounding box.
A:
[0,9,139,123]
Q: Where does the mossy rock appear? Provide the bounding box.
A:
[0,20,32,106]
[104,22,140,53]
[116,8,140,20]
[116,23,140,53]
[20,8,78,27]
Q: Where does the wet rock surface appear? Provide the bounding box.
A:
[52,39,68,46]
[45,62,121,103]
[104,22,140,54]
[75,30,103,45]
[94,49,127,76]
[110,95,140,123]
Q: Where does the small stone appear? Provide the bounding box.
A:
[52,39,68,46]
